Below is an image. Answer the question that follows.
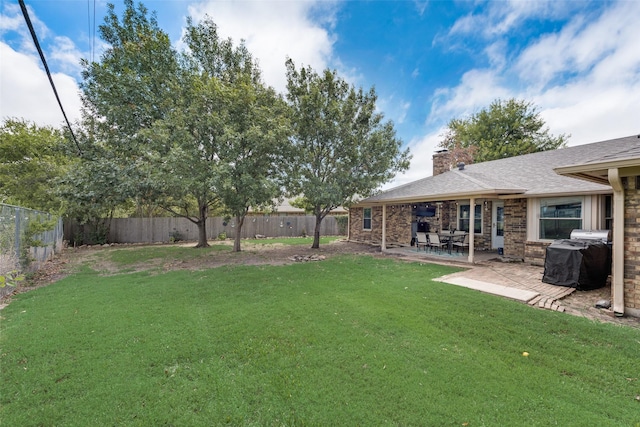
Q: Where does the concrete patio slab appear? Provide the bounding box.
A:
[435,276,540,303]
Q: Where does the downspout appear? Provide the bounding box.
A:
[347,209,351,241]
[381,204,387,251]
[468,198,475,264]
[608,168,625,316]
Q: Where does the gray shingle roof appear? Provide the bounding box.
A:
[359,135,640,205]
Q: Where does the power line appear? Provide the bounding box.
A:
[87,0,96,62]
[18,0,83,156]
[87,0,91,62]
[92,0,96,63]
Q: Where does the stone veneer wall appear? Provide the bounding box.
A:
[624,177,640,314]
[475,201,492,251]
[349,206,381,244]
[349,205,412,246]
[432,151,451,176]
[385,204,413,246]
[439,201,453,232]
[504,198,527,260]
[524,241,550,266]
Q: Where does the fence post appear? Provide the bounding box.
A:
[14,208,21,259]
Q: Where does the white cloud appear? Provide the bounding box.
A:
[397,0,639,193]
[0,3,24,33]
[396,101,411,125]
[0,2,51,54]
[518,0,640,145]
[450,0,575,38]
[0,2,84,129]
[427,0,640,157]
[382,128,445,189]
[0,42,81,128]
[429,69,511,123]
[186,0,338,92]
[378,95,411,126]
[49,36,85,76]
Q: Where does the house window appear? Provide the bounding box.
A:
[603,195,612,231]
[539,197,582,240]
[363,208,372,230]
[458,204,482,233]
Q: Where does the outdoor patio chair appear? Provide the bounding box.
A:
[427,232,447,253]
[415,232,429,251]
[453,233,470,252]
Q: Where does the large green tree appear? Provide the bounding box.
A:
[78,3,289,248]
[77,0,278,247]
[184,18,291,252]
[285,59,411,249]
[0,118,70,212]
[74,0,181,241]
[213,75,291,252]
[141,17,290,251]
[439,98,568,165]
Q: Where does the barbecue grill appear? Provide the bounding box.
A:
[542,229,612,290]
[569,229,611,244]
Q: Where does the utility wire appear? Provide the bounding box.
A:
[92,0,96,63]
[87,0,96,62]
[18,0,83,156]
[87,0,91,62]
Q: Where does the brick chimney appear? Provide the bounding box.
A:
[432,150,451,176]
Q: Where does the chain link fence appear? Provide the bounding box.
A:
[0,203,64,298]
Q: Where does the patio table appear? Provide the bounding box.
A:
[438,233,454,254]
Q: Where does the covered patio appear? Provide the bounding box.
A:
[371,195,507,265]
[384,244,498,264]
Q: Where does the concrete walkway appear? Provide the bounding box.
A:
[384,246,575,312]
[434,276,540,303]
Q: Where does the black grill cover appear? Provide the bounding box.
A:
[542,239,611,290]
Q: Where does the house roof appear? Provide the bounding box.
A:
[554,136,640,185]
[248,198,348,214]
[357,135,640,206]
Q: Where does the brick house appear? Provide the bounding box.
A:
[349,135,640,317]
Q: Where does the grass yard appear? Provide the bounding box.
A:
[243,236,342,246]
[1,248,639,426]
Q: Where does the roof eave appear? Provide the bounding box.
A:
[555,160,640,185]
[353,189,524,207]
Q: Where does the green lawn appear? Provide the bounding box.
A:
[1,249,639,426]
[243,236,342,246]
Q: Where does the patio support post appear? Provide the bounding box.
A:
[608,168,625,316]
[381,204,387,251]
[468,197,475,263]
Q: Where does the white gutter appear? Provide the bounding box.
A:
[608,168,625,316]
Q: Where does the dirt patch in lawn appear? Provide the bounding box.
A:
[84,239,383,274]
[0,239,382,307]
[2,240,638,329]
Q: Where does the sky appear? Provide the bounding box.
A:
[1,0,639,188]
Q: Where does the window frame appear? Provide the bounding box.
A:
[363,207,372,230]
[458,203,482,234]
[538,196,583,241]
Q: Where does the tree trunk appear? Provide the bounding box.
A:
[311,214,323,249]
[194,203,209,248]
[233,215,245,252]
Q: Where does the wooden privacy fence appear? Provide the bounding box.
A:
[65,215,346,244]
